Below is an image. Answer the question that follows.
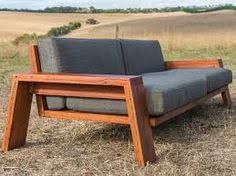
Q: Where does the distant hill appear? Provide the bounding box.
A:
[67,10,236,51]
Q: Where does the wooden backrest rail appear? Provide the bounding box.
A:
[165,59,223,69]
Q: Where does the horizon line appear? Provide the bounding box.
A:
[0,3,235,10]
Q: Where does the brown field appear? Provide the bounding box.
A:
[1,10,236,50]
[0,10,235,175]
[0,11,186,42]
[69,10,236,50]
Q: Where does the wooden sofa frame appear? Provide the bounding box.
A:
[2,45,232,167]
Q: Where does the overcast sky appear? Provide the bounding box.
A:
[0,0,236,9]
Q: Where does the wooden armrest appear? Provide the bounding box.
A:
[165,59,223,69]
[13,73,142,86]
[11,73,143,101]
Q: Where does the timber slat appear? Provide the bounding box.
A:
[42,110,130,125]
[33,83,126,100]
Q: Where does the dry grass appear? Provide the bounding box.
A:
[69,10,236,51]
[0,11,186,42]
[0,10,236,175]
[0,11,136,41]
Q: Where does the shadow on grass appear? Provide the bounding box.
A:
[9,98,234,161]
[69,100,234,145]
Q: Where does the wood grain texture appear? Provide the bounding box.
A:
[221,87,232,108]
[28,45,48,115]
[2,78,33,151]
[33,83,125,100]
[29,45,42,73]
[124,77,156,167]
[165,59,223,69]
[14,73,140,86]
[42,110,129,125]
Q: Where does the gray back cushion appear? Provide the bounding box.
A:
[38,38,125,74]
[121,39,165,75]
[38,38,126,110]
[38,38,165,110]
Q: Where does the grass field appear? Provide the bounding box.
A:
[0,11,185,42]
[69,10,236,51]
[0,10,235,175]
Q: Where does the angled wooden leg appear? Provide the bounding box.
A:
[221,87,232,109]
[125,77,156,167]
[2,77,33,151]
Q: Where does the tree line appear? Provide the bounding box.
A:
[0,4,235,14]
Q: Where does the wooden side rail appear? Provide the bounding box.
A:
[165,59,223,69]
[2,73,156,167]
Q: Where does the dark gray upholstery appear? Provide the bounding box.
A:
[67,70,207,115]
[67,98,128,115]
[168,68,232,92]
[38,37,232,115]
[39,38,125,74]
[38,38,65,110]
[120,39,165,75]
[38,38,126,109]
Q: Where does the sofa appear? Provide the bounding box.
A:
[38,38,232,115]
[2,38,232,167]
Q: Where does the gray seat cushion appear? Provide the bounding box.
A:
[120,39,165,75]
[168,68,232,92]
[38,38,126,109]
[67,70,207,116]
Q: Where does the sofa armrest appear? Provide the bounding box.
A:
[165,59,223,69]
[12,73,145,100]
[13,73,142,87]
